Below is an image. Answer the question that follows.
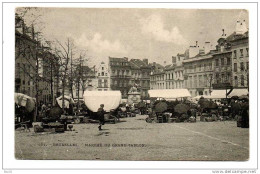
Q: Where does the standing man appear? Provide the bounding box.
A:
[98,104,105,131]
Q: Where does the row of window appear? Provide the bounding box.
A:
[233,48,249,58]
[186,62,213,73]
[165,71,183,80]
[187,74,213,88]
[233,75,248,87]
[233,62,249,72]
[110,62,129,66]
[215,57,231,67]
[98,72,108,76]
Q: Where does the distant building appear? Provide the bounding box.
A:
[183,42,215,97]
[15,14,60,104]
[108,57,131,98]
[173,53,185,89]
[164,63,175,89]
[150,62,165,89]
[129,59,151,99]
[96,62,110,91]
[229,21,249,89]
[211,32,233,91]
[15,16,37,98]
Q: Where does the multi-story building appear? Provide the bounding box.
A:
[173,53,185,89]
[164,63,175,89]
[211,35,233,90]
[129,59,151,99]
[15,16,37,98]
[183,42,215,97]
[108,57,132,98]
[229,21,249,89]
[15,14,61,104]
[96,62,110,91]
[150,62,165,90]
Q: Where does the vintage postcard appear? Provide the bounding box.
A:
[14,7,249,161]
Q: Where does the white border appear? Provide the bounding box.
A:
[2,1,258,171]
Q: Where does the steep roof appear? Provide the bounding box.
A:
[109,57,128,62]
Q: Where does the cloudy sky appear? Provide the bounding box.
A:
[19,8,248,66]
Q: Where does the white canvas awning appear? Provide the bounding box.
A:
[207,90,227,99]
[228,89,248,97]
[83,91,121,112]
[148,89,191,99]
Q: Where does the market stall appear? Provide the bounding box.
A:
[148,89,191,100]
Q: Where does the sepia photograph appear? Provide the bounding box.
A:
[13,7,250,161]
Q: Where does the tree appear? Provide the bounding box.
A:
[54,38,74,113]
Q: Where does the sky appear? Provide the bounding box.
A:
[18,8,248,66]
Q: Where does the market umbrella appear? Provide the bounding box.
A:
[239,95,249,100]
[155,102,168,113]
[48,106,63,119]
[174,104,190,114]
[199,100,211,109]
[231,96,239,100]
[231,102,241,111]
[207,101,218,109]
[14,93,35,112]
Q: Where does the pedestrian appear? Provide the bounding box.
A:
[97,104,105,131]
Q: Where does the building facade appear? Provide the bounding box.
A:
[173,53,185,89]
[183,50,214,97]
[129,59,151,99]
[15,15,60,104]
[96,62,110,91]
[108,57,132,98]
[230,31,249,89]
[150,62,165,90]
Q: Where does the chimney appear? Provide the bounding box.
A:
[236,20,244,35]
[164,61,167,66]
[172,56,176,64]
[189,45,200,58]
[196,41,198,47]
[204,42,211,54]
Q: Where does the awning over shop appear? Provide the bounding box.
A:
[228,89,248,97]
[148,89,191,99]
[207,90,227,99]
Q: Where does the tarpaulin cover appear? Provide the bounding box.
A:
[228,89,248,97]
[148,89,191,99]
[83,91,121,112]
[14,93,36,112]
[56,95,75,109]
